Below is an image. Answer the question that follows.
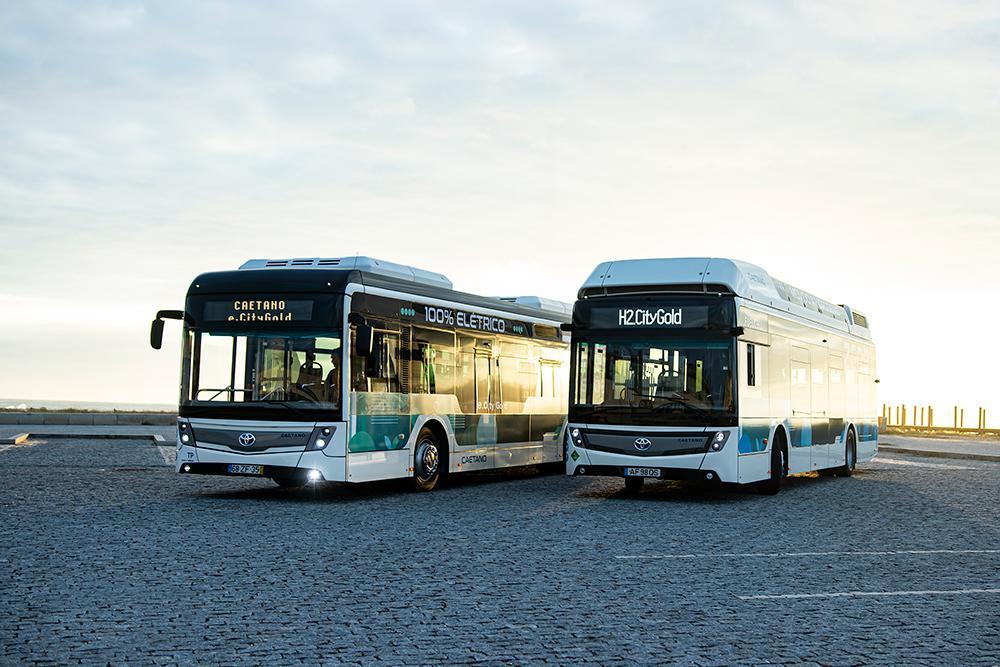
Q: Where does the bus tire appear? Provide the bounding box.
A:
[622,477,644,495]
[411,427,444,492]
[272,475,305,489]
[758,432,786,495]
[835,429,857,477]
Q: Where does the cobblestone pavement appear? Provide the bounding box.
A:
[1,439,998,665]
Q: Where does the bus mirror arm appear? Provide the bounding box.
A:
[150,310,185,350]
[730,326,745,336]
[560,322,573,333]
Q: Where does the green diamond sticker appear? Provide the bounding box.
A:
[570,450,580,461]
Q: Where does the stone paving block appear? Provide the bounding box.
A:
[0,445,997,664]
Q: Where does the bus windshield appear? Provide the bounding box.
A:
[570,337,735,426]
[181,330,342,414]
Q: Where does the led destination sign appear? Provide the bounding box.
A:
[618,307,684,327]
[204,299,314,323]
[587,305,712,329]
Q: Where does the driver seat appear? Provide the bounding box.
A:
[295,360,324,398]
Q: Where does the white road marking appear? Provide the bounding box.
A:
[616,549,1000,560]
[738,588,1000,601]
[876,457,973,470]
[156,446,175,465]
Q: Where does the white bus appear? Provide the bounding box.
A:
[151,256,570,491]
[565,258,878,494]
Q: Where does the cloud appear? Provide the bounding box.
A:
[0,1,999,409]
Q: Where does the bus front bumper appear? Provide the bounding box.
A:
[175,445,347,482]
[571,464,722,482]
[565,427,739,483]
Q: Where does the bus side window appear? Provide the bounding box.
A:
[747,343,756,387]
[364,331,400,393]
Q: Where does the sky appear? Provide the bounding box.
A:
[1,1,998,422]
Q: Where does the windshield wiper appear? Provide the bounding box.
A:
[261,400,315,419]
[652,394,711,417]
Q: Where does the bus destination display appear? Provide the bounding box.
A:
[204,299,314,323]
[588,305,711,329]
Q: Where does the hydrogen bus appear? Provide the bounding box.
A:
[151,256,571,491]
[565,258,878,494]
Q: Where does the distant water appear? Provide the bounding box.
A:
[0,398,175,412]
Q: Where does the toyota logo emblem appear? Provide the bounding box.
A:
[634,437,652,451]
[238,433,256,447]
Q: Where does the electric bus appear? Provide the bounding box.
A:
[151,256,571,491]
[565,258,878,494]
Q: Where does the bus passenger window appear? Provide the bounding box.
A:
[362,331,400,393]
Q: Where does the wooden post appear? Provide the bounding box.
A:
[960,408,964,429]
[896,405,901,425]
[902,405,907,427]
[954,406,959,429]
[920,407,925,426]
[928,405,934,428]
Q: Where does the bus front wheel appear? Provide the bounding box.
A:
[758,436,786,495]
[835,430,857,477]
[272,475,305,489]
[622,476,644,495]
[411,428,444,492]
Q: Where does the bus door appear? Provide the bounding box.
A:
[810,346,830,469]
[789,345,812,473]
[454,335,495,469]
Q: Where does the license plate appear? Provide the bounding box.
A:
[227,464,264,476]
[624,467,661,478]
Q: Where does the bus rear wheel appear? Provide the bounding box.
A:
[411,428,444,492]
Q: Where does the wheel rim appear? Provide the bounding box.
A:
[416,440,439,482]
[847,436,856,469]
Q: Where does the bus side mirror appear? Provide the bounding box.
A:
[355,324,374,358]
[150,310,185,350]
[560,322,573,333]
[150,319,165,350]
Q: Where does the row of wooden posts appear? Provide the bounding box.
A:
[882,404,989,430]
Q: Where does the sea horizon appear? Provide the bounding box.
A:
[0,397,176,412]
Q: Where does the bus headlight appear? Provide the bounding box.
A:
[307,426,337,451]
[709,431,730,452]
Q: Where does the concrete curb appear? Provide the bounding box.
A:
[7,433,167,444]
[0,412,175,426]
[879,445,1000,463]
